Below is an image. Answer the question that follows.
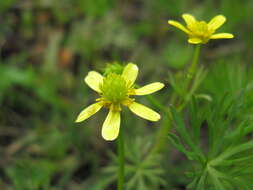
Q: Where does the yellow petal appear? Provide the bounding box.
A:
[188,38,203,44]
[84,71,103,93]
[182,14,196,29]
[210,33,234,39]
[168,20,190,34]
[75,102,103,123]
[102,110,121,141]
[134,82,165,95]
[121,63,139,87]
[208,15,226,30]
[128,102,160,121]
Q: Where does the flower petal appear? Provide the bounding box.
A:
[84,71,103,93]
[75,102,103,123]
[134,82,165,95]
[168,20,190,34]
[208,15,226,31]
[182,14,196,29]
[210,33,234,39]
[128,102,160,121]
[122,63,139,87]
[188,38,203,44]
[102,110,121,141]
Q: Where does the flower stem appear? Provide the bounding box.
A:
[117,129,125,190]
[150,44,202,154]
[185,44,201,88]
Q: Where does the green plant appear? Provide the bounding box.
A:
[169,92,253,189]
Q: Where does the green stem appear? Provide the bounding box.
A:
[117,129,125,190]
[150,44,202,154]
[185,44,201,88]
[176,44,201,111]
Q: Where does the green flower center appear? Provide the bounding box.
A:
[191,21,212,39]
[104,62,124,76]
[101,73,128,103]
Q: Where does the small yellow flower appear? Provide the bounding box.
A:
[75,63,164,141]
[168,14,234,44]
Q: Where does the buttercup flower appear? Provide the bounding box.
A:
[168,14,234,44]
[75,63,164,141]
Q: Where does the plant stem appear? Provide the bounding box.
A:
[185,44,201,89]
[151,44,202,154]
[117,129,125,190]
[176,44,201,112]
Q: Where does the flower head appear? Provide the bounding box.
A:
[168,14,234,44]
[75,63,165,141]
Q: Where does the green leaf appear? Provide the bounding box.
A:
[196,172,207,190]
[210,140,253,166]
[168,133,196,160]
[208,167,227,190]
[189,98,202,146]
[170,106,195,149]
[170,106,204,162]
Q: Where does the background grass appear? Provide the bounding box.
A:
[0,0,253,189]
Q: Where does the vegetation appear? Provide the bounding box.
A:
[1,0,253,189]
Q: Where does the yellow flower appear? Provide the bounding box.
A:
[168,14,234,44]
[75,63,164,141]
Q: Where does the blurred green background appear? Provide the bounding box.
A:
[1,0,253,189]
